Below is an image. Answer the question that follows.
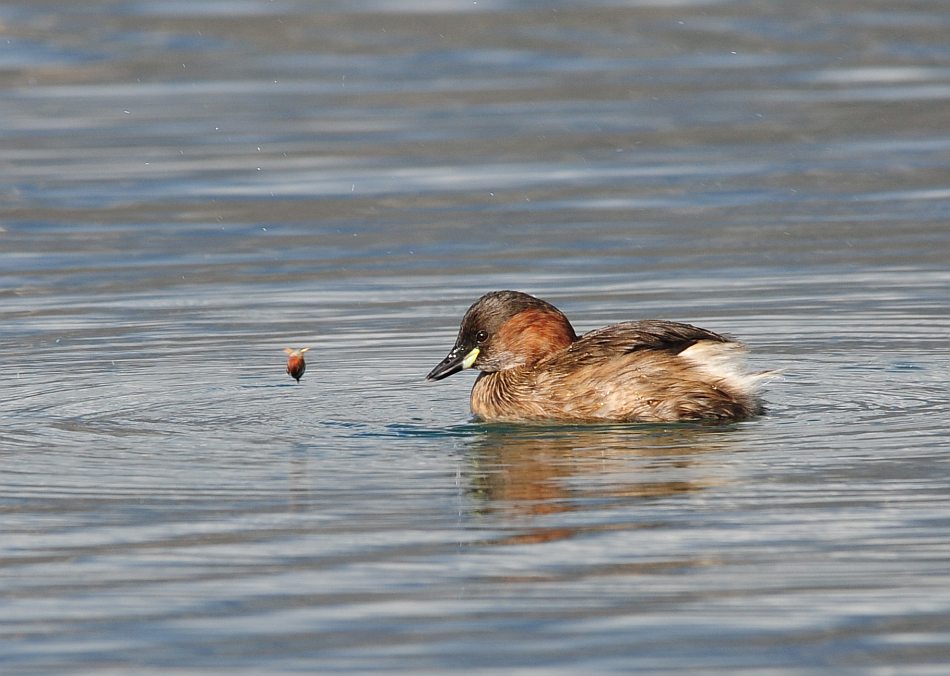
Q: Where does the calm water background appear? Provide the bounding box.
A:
[2,0,949,672]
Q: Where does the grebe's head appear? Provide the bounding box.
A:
[426,290,577,381]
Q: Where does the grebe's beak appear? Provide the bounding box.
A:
[426,345,479,381]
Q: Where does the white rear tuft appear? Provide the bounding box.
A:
[678,340,775,393]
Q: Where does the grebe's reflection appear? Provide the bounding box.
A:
[464,424,741,544]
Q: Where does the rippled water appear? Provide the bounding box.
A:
[2,0,949,672]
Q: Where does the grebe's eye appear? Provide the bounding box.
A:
[475,330,489,344]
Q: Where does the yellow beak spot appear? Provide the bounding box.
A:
[461,347,480,369]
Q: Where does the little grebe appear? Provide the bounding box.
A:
[426,290,768,423]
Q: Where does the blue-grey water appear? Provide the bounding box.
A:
[2,1,949,672]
